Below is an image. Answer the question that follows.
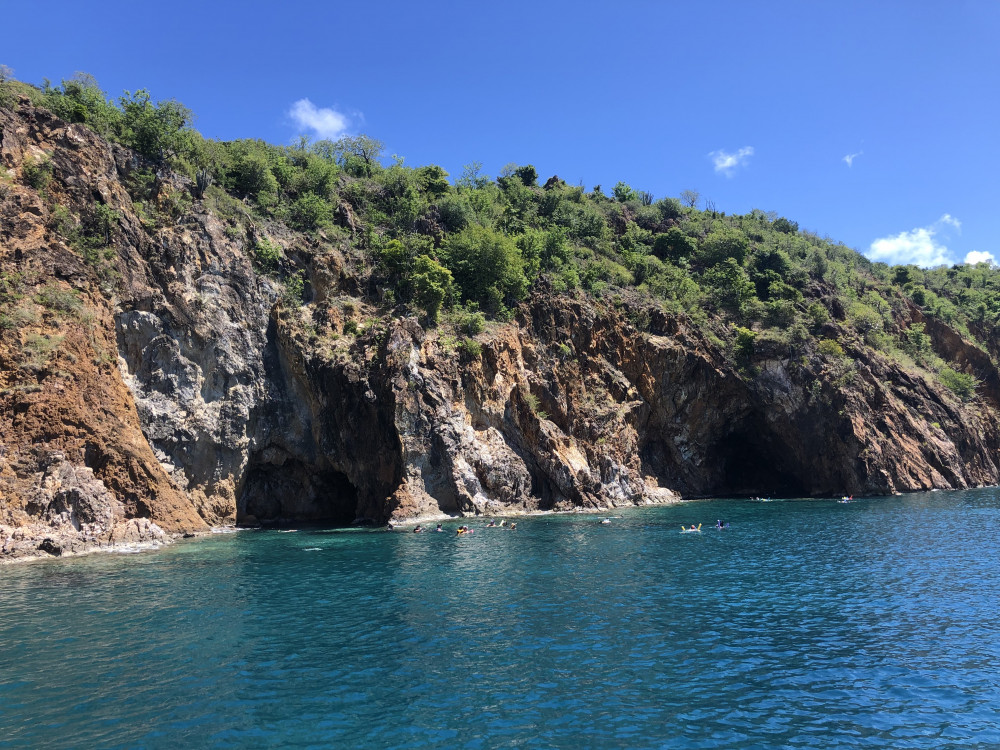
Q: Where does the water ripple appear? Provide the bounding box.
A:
[3,492,1000,747]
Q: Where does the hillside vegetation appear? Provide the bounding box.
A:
[2,73,998,402]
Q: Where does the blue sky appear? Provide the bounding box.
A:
[4,0,998,267]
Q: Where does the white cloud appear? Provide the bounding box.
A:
[964,251,995,265]
[289,98,350,139]
[868,215,962,268]
[709,146,754,176]
[843,150,863,167]
[939,213,961,230]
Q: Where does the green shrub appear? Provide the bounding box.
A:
[35,284,82,314]
[0,271,25,304]
[817,339,844,357]
[652,227,696,262]
[696,226,750,267]
[49,205,79,239]
[938,366,977,401]
[732,326,756,359]
[283,270,305,306]
[457,337,482,360]
[41,73,121,138]
[289,192,332,231]
[523,390,548,420]
[412,254,454,325]
[453,306,486,336]
[22,155,53,190]
[0,302,39,330]
[807,302,830,329]
[253,236,284,273]
[901,323,932,362]
[229,150,279,199]
[442,224,527,314]
[23,332,64,365]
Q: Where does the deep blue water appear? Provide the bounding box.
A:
[3,491,1000,749]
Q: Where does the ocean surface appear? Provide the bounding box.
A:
[3,490,1000,749]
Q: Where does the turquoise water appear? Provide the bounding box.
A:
[3,491,1000,748]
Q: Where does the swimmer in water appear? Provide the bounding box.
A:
[436,523,443,532]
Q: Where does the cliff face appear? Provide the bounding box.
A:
[3,98,1000,559]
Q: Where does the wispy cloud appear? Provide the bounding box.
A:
[289,98,351,139]
[709,146,754,177]
[939,213,961,230]
[964,251,996,265]
[868,215,962,267]
[843,150,863,167]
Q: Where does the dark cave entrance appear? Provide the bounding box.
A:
[237,458,360,526]
[712,428,808,498]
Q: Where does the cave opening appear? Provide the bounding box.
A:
[713,428,808,498]
[238,458,360,527]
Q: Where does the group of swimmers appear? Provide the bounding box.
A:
[408,520,518,534]
[680,520,729,533]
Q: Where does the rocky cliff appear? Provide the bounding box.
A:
[3,97,1000,561]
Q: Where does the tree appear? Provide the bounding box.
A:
[513,164,538,187]
[376,239,411,276]
[332,134,384,177]
[289,192,332,230]
[696,226,750,267]
[41,73,121,138]
[901,322,933,363]
[703,258,756,313]
[656,197,682,221]
[415,165,450,198]
[773,217,799,234]
[0,64,13,83]
[680,189,700,208]
[457,162,490,190]
[412,255,454,325]
[652,227,696,261]
[443,224,528,314]
[118,89,193,164]
[613,181,638,203]
[229,150,279,199]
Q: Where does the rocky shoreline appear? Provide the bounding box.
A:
[0,453,169,563]
[1,492,686,563]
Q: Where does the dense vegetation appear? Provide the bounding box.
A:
[1,70,996,403]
